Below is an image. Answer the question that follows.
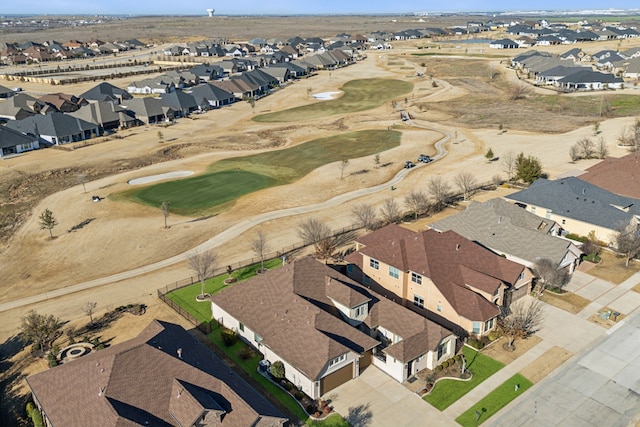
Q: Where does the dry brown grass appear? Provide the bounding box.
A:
[519,346,573,383]
[632,282,640,293]
[481,335,542,365]
[587,306,627,329]
[539,291,591,314]
[588,251,640,284]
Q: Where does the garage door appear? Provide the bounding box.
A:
[360,350,372,370]
[320,363,354,395]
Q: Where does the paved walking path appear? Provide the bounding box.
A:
[0,126,451,314]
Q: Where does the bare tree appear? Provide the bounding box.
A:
[82,302,98,326]
[492,174,502,189]
[352,203,379,230]
[502,150,516,182]
[39,208,58,239]
[251,231,270,273]
[597,136,609,159]
[454,172,477,201]
[509,82,531,100]
[404,190,430,220]
[187,250,217,298]
[426,176,451,211]
[161,201,170,229]
[379,198,402,224]
[77,173,87,193]
[297,218,331,247]
[297,218,356,262]
[569,144,581,162]
[576,137,595,159]
[613,222,640,267]
[338,158,349,179]
[488,64,500,80]
[20,310,62,352]
[373,153,381,168]
[499,299,544,349]
[532,258,570,296]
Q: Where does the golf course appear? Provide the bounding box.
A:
[125,129,402,214]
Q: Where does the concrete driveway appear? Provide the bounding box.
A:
[323,366,457,427]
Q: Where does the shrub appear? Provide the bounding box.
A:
[435,365,443,372]
[468,338,484,349]
[221,328,238,347]
[454,354,461,363]
[442,360,450,368]
[26,403,44,427]
[238,346,254,360]
[488,330,501,341]
[31,342,40,353]
[270,360,285,379]
[447,358,455,366]
[294,390,305,400]
[565,233,587,243]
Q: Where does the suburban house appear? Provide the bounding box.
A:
[489,38,519,49]
[121,98,177,125]
[0,126,39,157]
[127,77,176,95]
[557,69,624,91]
[345,224,530,338]
[69,100,136,132]
[26,320,287,427]
[211,256,455,399]
[429,198,582,272]
[577,152,640,199]
[188,83,235,109]
[80,82,132,104]
[0,84,14,98]
[38,93,87,113]
[0,93,50,121]
[505,177,640,245]
[159,90,199,117]
[6,111,99,145]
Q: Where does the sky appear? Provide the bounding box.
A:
[3,0,640,16]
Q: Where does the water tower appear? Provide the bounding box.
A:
[206,8,214,17]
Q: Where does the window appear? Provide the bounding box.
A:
[562,219,566,225]
[347,264,353,273]
[369,258,379,270]
[239,322,245,332]
[472,322,481,334]
[329,353,347,367]
[436,303,442,312]
[254,333,263,343]
[518,271,524,281]
[364,275,370,285]
[546,209,552,219]
[411,272,422,285]
[484,318,494,331]
[389,266,399,279]
[413,294,424,309]
[354,305,366,317]
[531,206,536,214]
[437,341,448,360]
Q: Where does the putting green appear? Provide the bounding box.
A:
[125,129,401,214]
[253,78,413,123]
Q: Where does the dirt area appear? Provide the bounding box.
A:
[481,335,542,365]
[519,346,573,384]
[587,251,640,284]
[539,291,591,315]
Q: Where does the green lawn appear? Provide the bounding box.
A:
[253,78,413,122]
[124,129,401,214]
[166,258,282,323]
[424,346,505,411]
[455,374,533,426]
[208,326,309,421]
[307,413,351,426]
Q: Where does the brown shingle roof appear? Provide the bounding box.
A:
[26,321,286,427]
[355,225,523,322]
[212,257,451,369]
[578,152,640,199]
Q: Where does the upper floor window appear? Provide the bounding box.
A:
[329,353,347,367]
[389,266,399,279]
[354,304,366,317]
[413,294,425,309]
[411,272,422,285]
[370,258,379,270]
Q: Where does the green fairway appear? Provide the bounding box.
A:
[455,374,533,426]
[253,78,413,122]
[126,129,401,214]
[424,346,504,411]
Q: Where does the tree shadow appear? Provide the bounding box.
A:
[347,403,373,427]
[0,334,30,427]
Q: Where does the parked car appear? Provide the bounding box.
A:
[404,161,416,169]
[418,154,431,163]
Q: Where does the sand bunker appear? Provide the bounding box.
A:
[313,91,341,100]
[127,171,194,185]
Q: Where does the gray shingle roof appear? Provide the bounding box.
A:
[430,198,579,267]
[505,177,640,230]
[0,125,37,149]
[6,111,96,138]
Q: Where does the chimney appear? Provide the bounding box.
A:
[456,244,460,251]
[177,348,182,359]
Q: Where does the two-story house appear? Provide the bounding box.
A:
[345,224,531,338]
